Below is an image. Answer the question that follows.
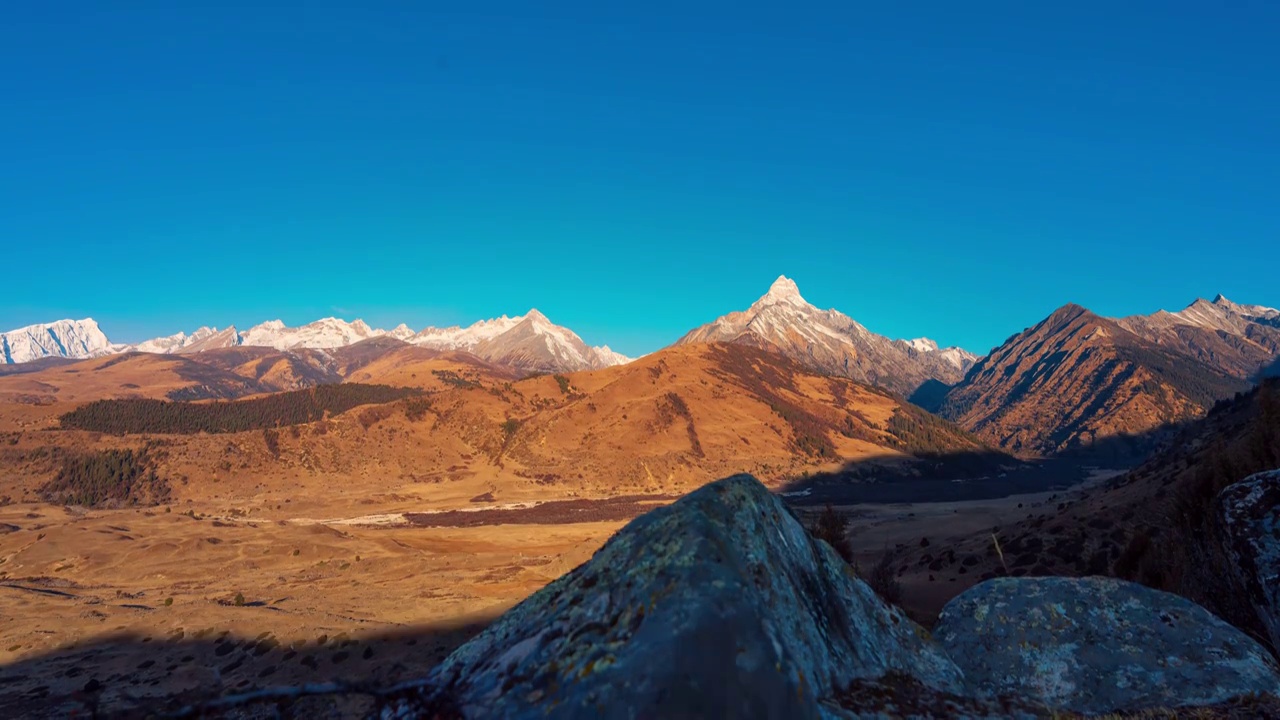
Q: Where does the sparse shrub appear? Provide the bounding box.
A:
[866,550,904,606]
[432,369,479,389]
[262,427,281,458]
[357,405,394,430]
[652,392,705,457]
[553,374,571,394]
[403,397,431,422]
[234,592,245,606]
[164,597,173,607]
[811,505,855,565]
[501,418,521,438]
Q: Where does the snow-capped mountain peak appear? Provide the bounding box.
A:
[131,326,221,354]
[239,317,384,350]
[388,324,415,341]
[905,338,940,353]
[409,309,630,372]
[677,276,979,394]
[752,275,810,310]
[0,318,114,365]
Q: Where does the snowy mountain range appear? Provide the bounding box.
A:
[6,286,1276,397]
[675,276,980,396]
[0,311,630,374]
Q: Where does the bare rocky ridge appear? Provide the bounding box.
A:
[939,303,1251,457]
[1117,295,1280,379]
[676,276,978,397]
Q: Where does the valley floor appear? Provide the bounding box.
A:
[0,449,1123,716]
[0,470,643,715]
[824,467,1125,623]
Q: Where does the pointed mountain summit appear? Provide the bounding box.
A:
[676,276,977,396]
[751,275,809,309]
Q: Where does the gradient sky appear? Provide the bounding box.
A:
[3,3,1278,356]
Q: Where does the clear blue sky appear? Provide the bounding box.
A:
[3,2,1277,356]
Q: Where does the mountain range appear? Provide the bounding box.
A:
[4,279,1278,459]
[0,310,629,375]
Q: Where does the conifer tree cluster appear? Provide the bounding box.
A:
[60,384,418,435]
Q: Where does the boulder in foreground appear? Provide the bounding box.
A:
[1219,469,1280,654]
[934,576,1280,715]
[386,474,966,719]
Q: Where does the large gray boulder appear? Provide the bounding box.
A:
[934,576,1280,715]
[382,474,969,719]
[1219,469,1280,653]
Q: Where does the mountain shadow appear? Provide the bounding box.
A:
[778,422,1185,507]
[906,378,952,413]
[1262,357,1280,380]
[0,617,492,718]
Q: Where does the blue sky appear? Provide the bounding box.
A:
[3,3,1277,356]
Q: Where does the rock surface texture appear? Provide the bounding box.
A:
[1219,469,1280,653]
[934,576,1280,715]
[383,474,970,719]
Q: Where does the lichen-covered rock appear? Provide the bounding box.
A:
[384,474,967,719]
[1219,469,1280,653]
[934,576,1280,715]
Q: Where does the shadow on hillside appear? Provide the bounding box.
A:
[1261,357,1280,381]
[778,424,1186,507]
[905,379,951,413]
[0,618,492,719]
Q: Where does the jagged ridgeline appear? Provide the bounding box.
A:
[58,384,420,435]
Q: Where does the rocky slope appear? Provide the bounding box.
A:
[938,303,1250,457]
[1117,294,1280,379]
[675,276,978,397]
